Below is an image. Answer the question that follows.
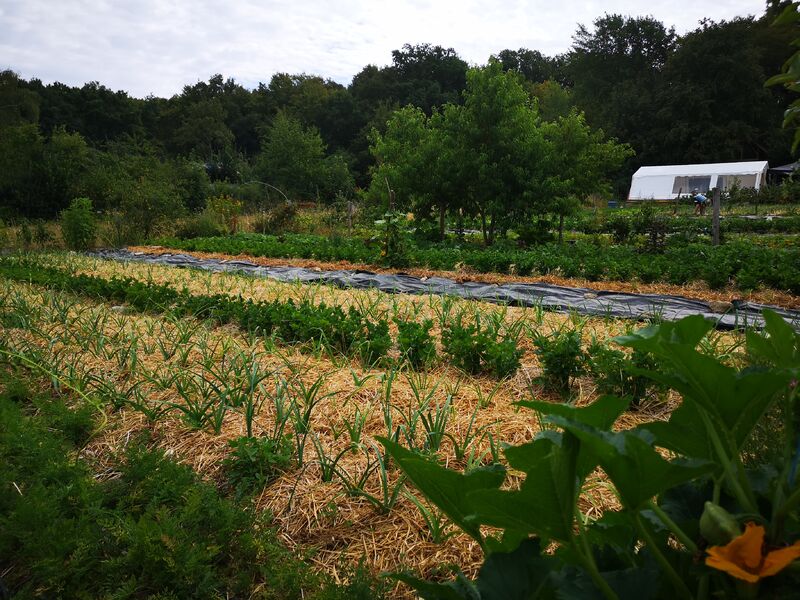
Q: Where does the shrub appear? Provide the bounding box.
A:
[18,220,33,249]
[606,212,632,244]
[60,197,97,250]
[223,435,294,498]
[252,203,297,234]
[516,219,554,246]
[341,308,392,366]
[206,194,243,234]
[484,337,524,379]
[533,328,586,394]
[374,211,412,268]
[120,177,185,242]
[442,321,488,375]
[33,220,53,246]
[396,318,436,367]
[175,212,227,239]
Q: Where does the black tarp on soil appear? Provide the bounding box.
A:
[93,249,800,331]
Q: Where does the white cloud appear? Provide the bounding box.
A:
[0,0,766,98]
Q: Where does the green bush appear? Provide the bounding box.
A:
[175,212,227,239]
[18,220,33,249]
[60,197,97,250]
[606,212,632,244]
[484,337,524,379]
[441,316,522,378]
[515,219,554,246]
[33,220,53,246]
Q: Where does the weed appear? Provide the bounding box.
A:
[224,435,294,498]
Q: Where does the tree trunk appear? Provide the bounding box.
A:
[487,212,496,246]
[439,202,446,241]
[558,214,564,244]
[480,210,488,246]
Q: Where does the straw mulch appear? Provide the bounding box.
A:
[0,271,734,598]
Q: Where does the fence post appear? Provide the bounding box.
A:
[712,187,721,246]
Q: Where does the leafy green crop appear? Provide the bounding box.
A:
[224,435,295,498]
[396,317,437,368]
[381,310,800,599]
[588,340,664,407]
[156,232,800,293]
[533,327,586,394]
[442,315,523,378]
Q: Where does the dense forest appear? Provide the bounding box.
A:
[0,4,794,231]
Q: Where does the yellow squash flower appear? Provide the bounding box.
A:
[706,522,800,583]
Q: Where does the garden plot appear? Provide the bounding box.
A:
[97,248,800,330]
[1,252,788,599]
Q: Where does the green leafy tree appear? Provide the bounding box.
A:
[658,16,791,164]
[542,111,633,239]
[0,124,90,218]
[497,48,564,84]
[568,14,676,168]
[171,99,235,159]
[452,61,554,244]
[117,155,186,241]
[0,70,40,127]
[255,111,353,202]
[530,80,573,122]
[767,2,800,152]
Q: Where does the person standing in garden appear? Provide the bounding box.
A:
[692,188,709,216]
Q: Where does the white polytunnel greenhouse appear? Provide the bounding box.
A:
[627,160,769,201]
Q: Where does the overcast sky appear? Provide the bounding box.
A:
[0,0,767,98]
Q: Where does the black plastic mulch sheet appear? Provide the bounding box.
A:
[93,249,800,331]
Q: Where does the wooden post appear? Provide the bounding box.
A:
[712,187,721,246]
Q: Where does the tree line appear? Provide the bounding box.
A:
[0,4,794,237]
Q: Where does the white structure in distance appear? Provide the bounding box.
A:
[628,161,769,201]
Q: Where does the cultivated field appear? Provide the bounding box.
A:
[1,251,767,598]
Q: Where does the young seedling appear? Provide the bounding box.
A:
[288,372,339,467]
[403,491,455,543]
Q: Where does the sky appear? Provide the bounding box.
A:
[0,0,768,98]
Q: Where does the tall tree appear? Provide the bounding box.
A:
[254,112,352,202]
[657,16,792,164]
[568,14,676,167]
[0,70,40,127]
